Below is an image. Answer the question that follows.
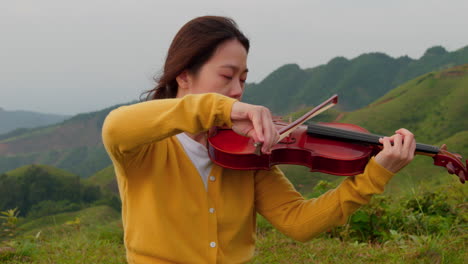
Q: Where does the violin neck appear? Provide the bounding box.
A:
[306,123,440,155]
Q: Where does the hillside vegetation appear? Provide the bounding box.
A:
[243,45,468,114]
[0,104,128,177]
[338,64,468,143]
[0,164,118,218]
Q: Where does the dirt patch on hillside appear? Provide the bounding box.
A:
[440,70,466,77]
[369,97,395,108]
[438,64,468,78]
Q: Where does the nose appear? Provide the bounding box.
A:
[229,80,243,100]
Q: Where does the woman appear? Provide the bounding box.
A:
[102,16,416,264]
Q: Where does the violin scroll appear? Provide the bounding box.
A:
[432,147,467,183]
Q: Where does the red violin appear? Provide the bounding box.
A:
[208,95,468,184]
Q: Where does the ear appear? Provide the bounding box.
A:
[176,70,191,91]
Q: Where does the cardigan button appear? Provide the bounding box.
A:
[210,242,216,248]
[209,208,215,213]
[209,176,216,182]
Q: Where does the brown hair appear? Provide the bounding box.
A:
[142,16,250,100]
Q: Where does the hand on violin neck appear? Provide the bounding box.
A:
[230,102,280,154]
[374,128,416,173]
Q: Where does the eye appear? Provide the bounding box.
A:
[221,75,233,80]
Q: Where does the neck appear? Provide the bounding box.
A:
[306,123,440,155]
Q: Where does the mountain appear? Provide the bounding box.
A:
[242,45,468,114]
[0,108,70,135]
[0,103,130,177]
[0,60,466,180]
[337,64,468,144]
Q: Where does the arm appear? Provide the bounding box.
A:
[102,93,236,159]
[254,157,394,242]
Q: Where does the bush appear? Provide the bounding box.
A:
[27,200,82,219]
[327,188,464,243]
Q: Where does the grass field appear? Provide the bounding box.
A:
[1,179,466,264]
[2,215,466,264]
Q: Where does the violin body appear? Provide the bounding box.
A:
[208,122,378,176]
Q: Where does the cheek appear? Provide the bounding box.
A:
[195,75,228,94]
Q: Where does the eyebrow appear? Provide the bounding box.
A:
[220,64,249,73]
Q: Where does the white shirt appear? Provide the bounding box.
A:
[175,132,213,190]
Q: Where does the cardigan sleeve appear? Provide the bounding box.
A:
[254,157,394,242]
[101,93,236,161]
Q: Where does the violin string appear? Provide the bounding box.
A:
[307,123,439,154]
[308,124,381,143]
[309,124,439,153]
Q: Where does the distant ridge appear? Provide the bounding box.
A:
[243,45,468,114]
[0,108,70,134]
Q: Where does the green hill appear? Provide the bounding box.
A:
[84,165,118,195]
[243,45,468,114]
[338,64,468,145]
[290,64,468,190]
[0,108,69,135]
[0,164,103,217]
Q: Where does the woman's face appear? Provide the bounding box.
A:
[177,39,248,100]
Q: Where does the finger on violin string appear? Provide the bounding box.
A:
[399,129,416,159]
[380,137,392,151]
[395,128,413,137]
[392,134,403,150]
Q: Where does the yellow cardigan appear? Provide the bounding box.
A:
[102,93,394,264]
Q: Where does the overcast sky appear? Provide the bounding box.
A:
[2,0,468,115]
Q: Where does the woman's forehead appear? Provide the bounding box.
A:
[209,40,248,71]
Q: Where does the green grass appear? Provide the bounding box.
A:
[251,229,467,264]
[16,205,120,236]
[2,214,465,264]
[2,206,125,264]
[2,222,126,264]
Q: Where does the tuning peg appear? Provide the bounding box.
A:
[440,144,448,151]
[446,162,455,174]
[458,171,466,184]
